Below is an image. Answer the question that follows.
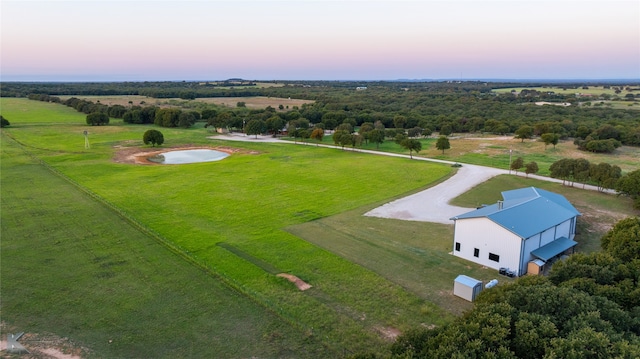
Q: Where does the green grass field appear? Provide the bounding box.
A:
[1,98,453,356]
[491,86,639,110]
[1,98,637,357]
[1,135,329,358]
[492,85,635,97]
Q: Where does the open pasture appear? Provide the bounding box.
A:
[58,95,315,111]
[58,95,163,108]
[434,135,640,175]
[1,97,637,357]
[1,98,453,356]
[309,132,639,175]
[1,136,329,358]
[192,96,314,110]
[197,81,286,89]
[493,85,640,110]
[492,85,637,97]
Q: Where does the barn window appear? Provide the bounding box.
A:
[489,253,500,262]
[473,248,479,257]
[455,242,461,251]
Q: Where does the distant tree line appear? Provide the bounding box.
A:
[27,93,62,103]
[617,170,640,209]
[509,156,539,177]
[547,159,640,209]
[16,80,640,150]
[549,158,621,191]
[61,97,127,118]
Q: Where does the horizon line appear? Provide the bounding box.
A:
[2,78,639,84]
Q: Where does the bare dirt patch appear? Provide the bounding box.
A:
[579,208,628,234]
[373,326,402,341]
[1,330,87,359]
[276,273,312,291]
[112,144,258,165]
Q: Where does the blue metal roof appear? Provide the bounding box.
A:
[531,237,577,261]
[451,187,581,239]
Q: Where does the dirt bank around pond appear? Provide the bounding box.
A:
[112,144,257,165]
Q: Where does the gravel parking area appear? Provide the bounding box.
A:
[364,164,508,224]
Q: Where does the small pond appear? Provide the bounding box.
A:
[148,149,229,164]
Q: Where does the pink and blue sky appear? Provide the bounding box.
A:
[2,0,639,81]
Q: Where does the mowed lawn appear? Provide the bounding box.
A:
[287,208,499,316]
[0,136,329,358]
[1,98,455,355]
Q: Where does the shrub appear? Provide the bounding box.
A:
[0,115,10,128]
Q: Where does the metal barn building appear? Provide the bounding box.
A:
[450,187,580,276]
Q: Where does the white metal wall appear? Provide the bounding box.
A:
[540,227,555,246]
[453,217,521,273]
[556,220,571,239]
[522,235,541,273]
[520,218,575,274]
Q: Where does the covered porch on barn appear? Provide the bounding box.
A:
[528,237,578,275]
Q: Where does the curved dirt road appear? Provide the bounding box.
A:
[364,164,507,224]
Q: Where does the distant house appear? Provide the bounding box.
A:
[356,86,367,91]
[450,187,581,276]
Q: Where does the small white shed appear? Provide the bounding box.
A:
[454,275,483,302]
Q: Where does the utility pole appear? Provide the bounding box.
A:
[508,148,513,174]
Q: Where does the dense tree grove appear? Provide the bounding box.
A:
[374,217,640,359]
[123,106,157,124]
[11,81,640,150]
[616,170,640,209]
[549,158,622,191]
[86,112,109,126]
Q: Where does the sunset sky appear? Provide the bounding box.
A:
[2,0,639,81]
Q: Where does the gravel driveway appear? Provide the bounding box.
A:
[211,133,607,224]
[364,164,508,224]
